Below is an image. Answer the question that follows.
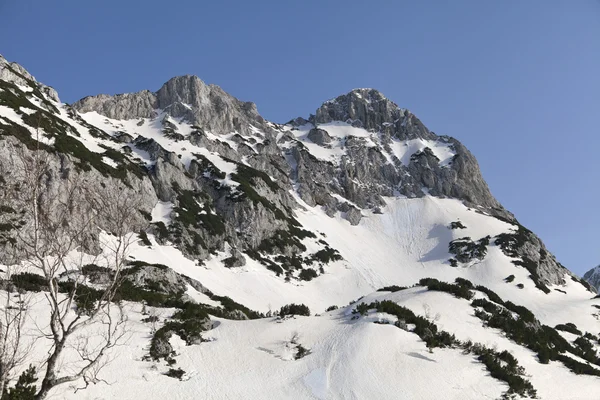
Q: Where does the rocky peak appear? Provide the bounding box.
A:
[583,265,600,291]
[73,75,266,135]
[0,54,60,102]
[156,75,264,134]
[313,88,434,140]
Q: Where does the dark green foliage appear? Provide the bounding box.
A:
[141,315,160,324]
[325,305,338,312]
[2,365,36,400]
[418,278,474,300]
[573,336,599,364]
[555,323,582,336]
[208,295,263,319]
[556,354,600,376]
[279,303,310,317]
[295,344,310,360]
[223,160,288,220]
[449,221,466,229]
[245,250,284,275]
[309,247,342,264]
[173,190,226,236]
[2,82,145,181]
[370,300,458,349]
[474,285,504,305]
[81,264,113,276]
[259,230,307,253]
[113,280,173,307]
[53,132,145,182]
[353,302,371,316]
[454,277,474,288]
[471,347,537,398]
[138,230,152,246]
[10,273,47,292]
[57,281,104,315]
[288,225,316,240]
[164,368,186,380]
[139,209,152,221]
[516,283,525,289]
[583,332,600,344]
[125,260,169,272]
[228,159,279,192]
[0,80,38,110]
[367,299,535,398]
[504,274,515,283]
[448,236,489,263]
[152,221,170,241]
[298,268,318,281]
[471,296,600,375]
[376,285,407,293]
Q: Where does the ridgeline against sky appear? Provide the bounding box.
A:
[1,0,598,274]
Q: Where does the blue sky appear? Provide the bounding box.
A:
[1,1,598,275]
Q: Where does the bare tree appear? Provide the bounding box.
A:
[0,131,146,399]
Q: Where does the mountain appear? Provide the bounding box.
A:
[584,266,600,291]
[0,54,599,399]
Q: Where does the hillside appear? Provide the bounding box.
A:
[0,54,598,399]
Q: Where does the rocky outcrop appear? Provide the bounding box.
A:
[74,75,268,135]
[290,89,512,221]
[0,54,59,102]
[307,128,332,146]
[0,55,577,293]
[314,88,435,141]
[583,266,600,291]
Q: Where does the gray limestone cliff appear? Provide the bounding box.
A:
[74,75,266,135]
[0,55,585,292]
[583,266,600,291]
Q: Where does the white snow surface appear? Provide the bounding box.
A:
[3,86,599,399]
[285,122,456,167]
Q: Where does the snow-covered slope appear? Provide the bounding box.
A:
[1,55,599,399]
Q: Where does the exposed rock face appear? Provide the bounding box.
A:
[74,75,267,135]
[307,128,332,146]
[75,91,158,120]
[314,88,434,140]
[0,55,582,292]
[291,89,511,222]
[0,54,60,102]
[583,266,600,291]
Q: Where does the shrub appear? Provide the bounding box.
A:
[138,230,152,246]
[504,275,515,283]
[555,323,582,336]
[3,365,37,400]
[449,221,466,229]
[353,302,371,316]
[295,344,311,360]
[298,268,318,281]
[474,285,504,305]
[376,285,407,293]
[279,303,310,317]
[310,247,342,264]
[164,368,186,380]
[10,273,47,292]
[419,278,474,300]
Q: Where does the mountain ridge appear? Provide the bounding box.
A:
[1,54,599,400]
